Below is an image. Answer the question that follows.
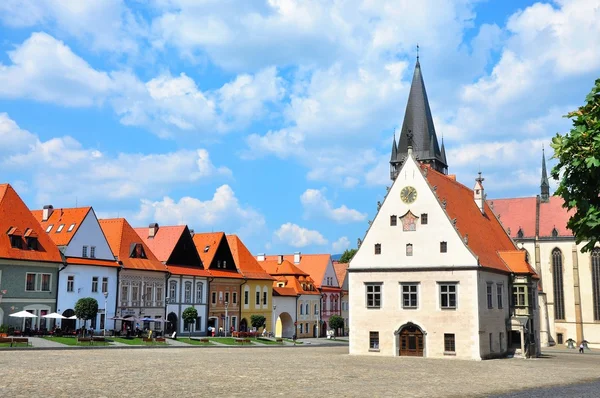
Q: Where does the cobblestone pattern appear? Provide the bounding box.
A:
[2,348,600,397]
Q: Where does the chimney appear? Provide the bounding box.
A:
[148,223,159,238]
[294,251,301,264]
[473,172,485,214]
[257,253,265,262]
[277,255,283,265]
[42,205,54,221]
[189,229,195,237]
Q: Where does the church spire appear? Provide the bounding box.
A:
[390,130,399,180]
[541,147,550,202]
[391,52,448,179]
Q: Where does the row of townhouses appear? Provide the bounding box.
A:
[0,184,346,338]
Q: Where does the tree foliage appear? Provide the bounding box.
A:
[339,248,357,263]
[182,307,198,339]
[250,315,266,330]
[328,315,344,336]
[551,78,600,253]
[74,297,98,335]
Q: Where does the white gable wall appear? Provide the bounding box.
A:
[64,210,114,260]
[351,155,476,269]
[322,258,339,286]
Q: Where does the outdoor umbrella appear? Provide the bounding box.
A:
[67,315,78,319]
[9,310,37,318]
[42,312,66,319]
[110,316,125,321]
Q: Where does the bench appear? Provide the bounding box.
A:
[235,338,252,345]
[198,338,209,343]
[77,337,92,345]
[276,338,283,344]
[142,337,154,344]
[92,336,107,345]
[9,337,31,347]
[155,337,166,343]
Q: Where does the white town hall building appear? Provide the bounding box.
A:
[348,59,539,360]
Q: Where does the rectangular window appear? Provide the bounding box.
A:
[218,291,223,301]
[196,316,201,330]
[487,283,493,309]
[92,277,98,293]
[121,284,129,302]
[263,291,267,306]
[244,290,249,305]
[231,316,237,330]
[145,285,153,303]
[26,237,38,250]
[156,286,163,303]
[401,283,418,309]
[56,224,65,233]
[497,284,503,309]
[374,244,381,255]
[255,291,260,306]
[211,291,216,304]
[196,283,203,303]
[314,304,318,315]
[41,274,51,291]
[26,273,36,291]
[365,283,382,309]
[90,246,96,258]
[421,213,428,224]
[406,244,413,256]
[513,286,526,306]
[10,235,22,249]
[131,284,139,302]
[499,332,504,351]
[369,331,379,350]
[46,224,53,233]
[225,291,229,304]
[67,223,76,232]
[232,292,237,304]
[169,282,177,301]
[102,277,108,294]
[444,333,456,353]
[390,215,397,226]
[82,246,88,258]
[557,333,563,345]
[489,333,493,352]
[440,283,457,309]
[185,282,192,303]
[67,275,74,292]
[440,241,447,253]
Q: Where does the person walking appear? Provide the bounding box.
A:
[579,342,585,354]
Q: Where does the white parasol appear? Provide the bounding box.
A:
[42,312,66,319]
[9,310,38,318]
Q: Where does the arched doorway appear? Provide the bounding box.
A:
[321,321,327,337]
[275,312,294,338]
[167,312,178,334]
[395,322,426,357]
[240,318,248,332]
[62,309,76,332]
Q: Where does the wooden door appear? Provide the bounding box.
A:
[399,325,424,356]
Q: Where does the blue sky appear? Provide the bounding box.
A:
[0,0,599,255]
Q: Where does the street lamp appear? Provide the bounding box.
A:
[224,301,229,337]
[103,291,108,337]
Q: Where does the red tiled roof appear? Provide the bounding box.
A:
[489,196,574,239]
[333,261,348,288]
[259,259,309,276]
[168,265,211,277]
[0,184,62,263]
[273,287,297,296]
[193,232,224,268]
[262,254,331,287]
[67,257,120,268]
[423,166,524,274]
[134,225,186,262]
[226,235,274,280]
[207,269,243,279]
[498,250,538,278]
[32,207,91,246]
[99,218,167,273]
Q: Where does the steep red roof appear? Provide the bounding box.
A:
[192,232,224,269]
[134,225,186,263]
[66,257,120,268]
[498,250,538,277]
[0,184,63,263]
[262,254,331,287]
[423,166,527,274]
[31,207,91,246]
[168,265,211,277]
[227,235,274,280]
[333,261,348,288]
[259,259,309,276]
[99,218,167,272]
[273,287,297,296]
[490,196,574,239]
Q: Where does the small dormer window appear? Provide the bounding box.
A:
[26,237,38,250]
[130,243,147,259]
[56,224,65,233]
[517,228,524,239]
[277,282,285,287]
[552,227,559,237]
[10,235,22,249]
[204,245,210,253]
[67,223,76,232]
[46,224,54,233]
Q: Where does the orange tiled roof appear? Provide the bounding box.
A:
[423,166,531,274]
[31,207,91,246]
[207,269,243,279]
[226,235,274,280]
[193,232,224,268]
[134,225,186,263]
[273,287,297,296]
[333,261,348,287]
[498,250,539,277]
[262,254,331,287]
[66,257,120,268]
[99,218,167,272]
[259,259,308,276]
[168,265,211,277]
[0,184,63,263]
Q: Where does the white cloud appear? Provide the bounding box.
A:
[0,113,37,152]
[300,188,366,223]
[274,222,327,247]
[332,236,350,253]
[133,185,266,237]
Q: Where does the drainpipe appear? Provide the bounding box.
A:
[164,270,171,335]
[295,295,299,338]
[56,254,68,328]
[239,277,248,331]
[207,277,214,336]
[115,261,123,332]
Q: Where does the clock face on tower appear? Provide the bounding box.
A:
[400,186,417,204]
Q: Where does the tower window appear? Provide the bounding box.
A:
[374,244,381,255]
[390,215,397,226]
[440,241,447,253]
[421,214,428,225]
[406,244,413,256]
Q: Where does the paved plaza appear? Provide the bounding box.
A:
[2,346,600,397]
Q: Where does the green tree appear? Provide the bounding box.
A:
[339,248,357,263]
[551,78,600,253]
[74,297,98,336]
[250,314,266,337]
[329,315,344,337]
[182,307,198,339]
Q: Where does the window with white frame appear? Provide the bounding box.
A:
[255,291,260,306]
[305,303,309,315]
[185,282,192,303]
[232,292,237,304]
[497,284,503,309]
[365,283,382,309]
[300,303,304,315]
[406,243,413,256]
[26,273,52,292]
[369,331,379,350]
[487,283,493,309]
[82,246,88,257]
[225,291,229,303]
[169,281,177,301]
[314,303,318,315]
[444,333,455,353]
[439,283,457,309]
[145,284,153,303]
[121,283,129,302]
[401,283,419,309]
[196,282,203,303]
[66,275,74,292]
[131,283,139,302]
[156,285,163,303]
[90,246,96,258]
[102,277,108,294]
[92,277,99,293]
[263,290,268,306]
[211,291,216,304]
[244,289,249,305]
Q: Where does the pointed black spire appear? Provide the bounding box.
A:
[394,56,448,175]
[541,147,550,202]
[440,134,447,166]
[390,130,398,162]
[389,130,400,180]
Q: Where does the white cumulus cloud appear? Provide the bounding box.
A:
[274,223,327,248]
[300,188,366,223]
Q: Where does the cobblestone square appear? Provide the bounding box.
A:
[2,347,600,397]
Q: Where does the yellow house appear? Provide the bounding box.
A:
[227,235,274,333]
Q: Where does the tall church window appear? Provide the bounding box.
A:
[552,248,565,320]
[592,248,600,320]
